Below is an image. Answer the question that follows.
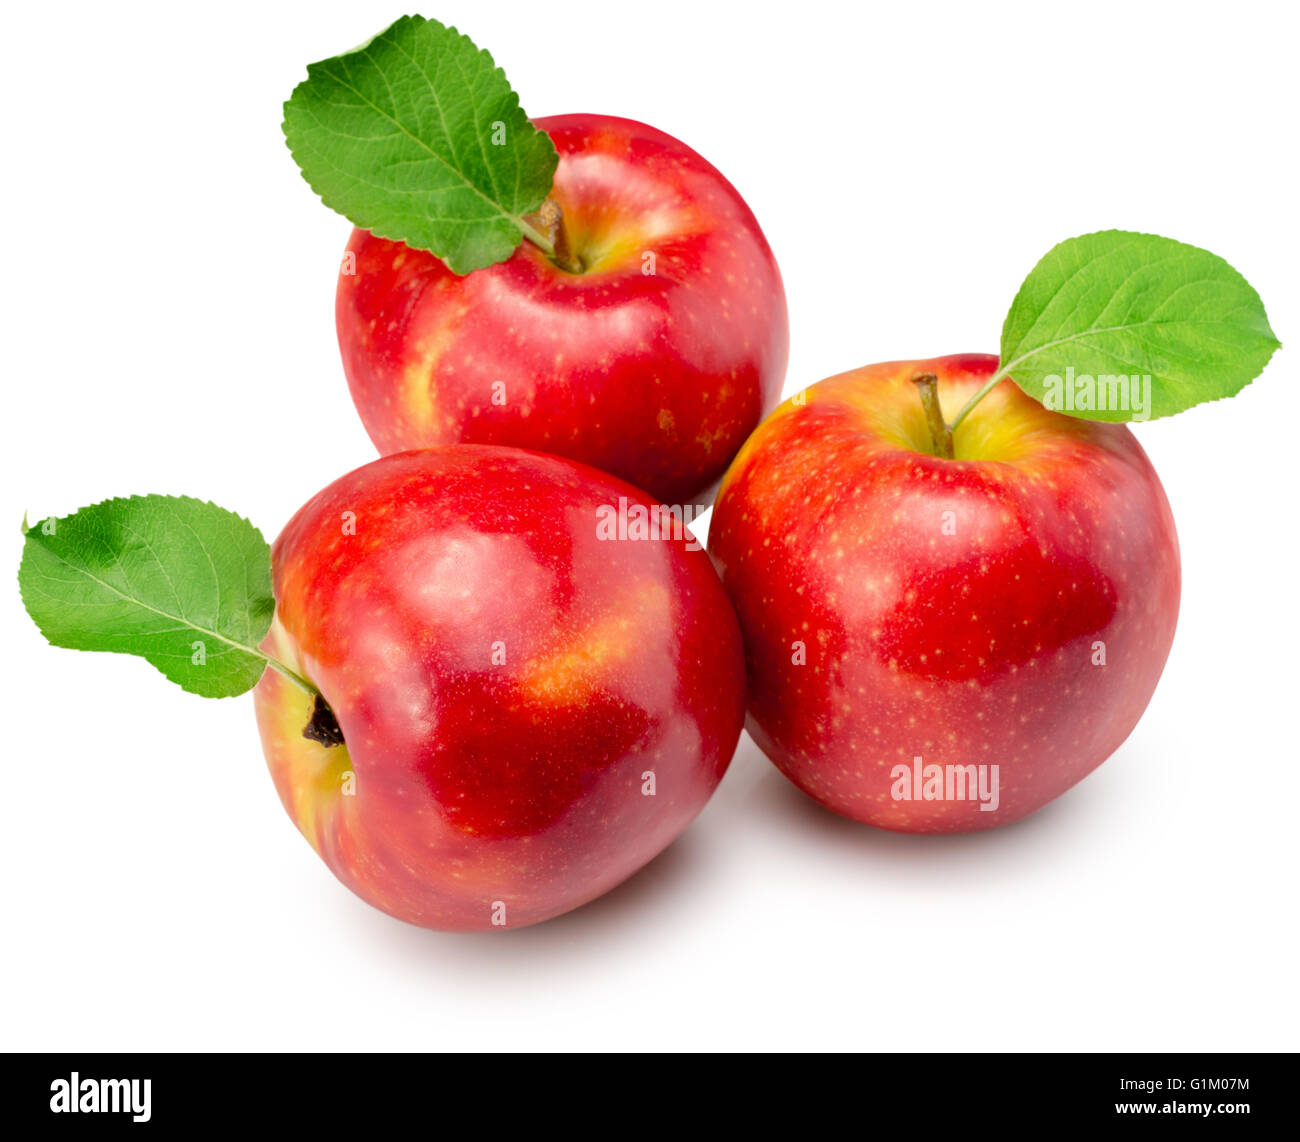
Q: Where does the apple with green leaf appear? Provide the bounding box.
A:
[283,16,789,507]
[709,231,1279,831]
[18,448,745,930]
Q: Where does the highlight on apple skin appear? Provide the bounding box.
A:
[336,114,789,508]
[708,354,1181,832]
[254,446,746,930]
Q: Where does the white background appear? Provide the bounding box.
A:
[2,0,1295,1052]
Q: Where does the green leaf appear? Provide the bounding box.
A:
[18,496,276,698]
[283,15,558,274]
[998,231,1279,422]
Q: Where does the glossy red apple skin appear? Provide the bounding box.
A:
[253,446,745,931]
[709,354,1181,832]
[336,114,788,507]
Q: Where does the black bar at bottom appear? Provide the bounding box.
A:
[3,1051,1291,1130]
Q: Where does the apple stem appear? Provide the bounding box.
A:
[261,655,346,749]
[521,199,583,273]
[912,373,954,459]
[302,693,345,748]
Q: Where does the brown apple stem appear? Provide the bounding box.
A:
[302,693,345,748]
[255,650,344,748]
[912,373,954,459]
[548,203,582,275]
[522,199,583,273]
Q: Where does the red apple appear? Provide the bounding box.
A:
[708,354,1180,831]
[336,114,788,507]
[254,446,745,930]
